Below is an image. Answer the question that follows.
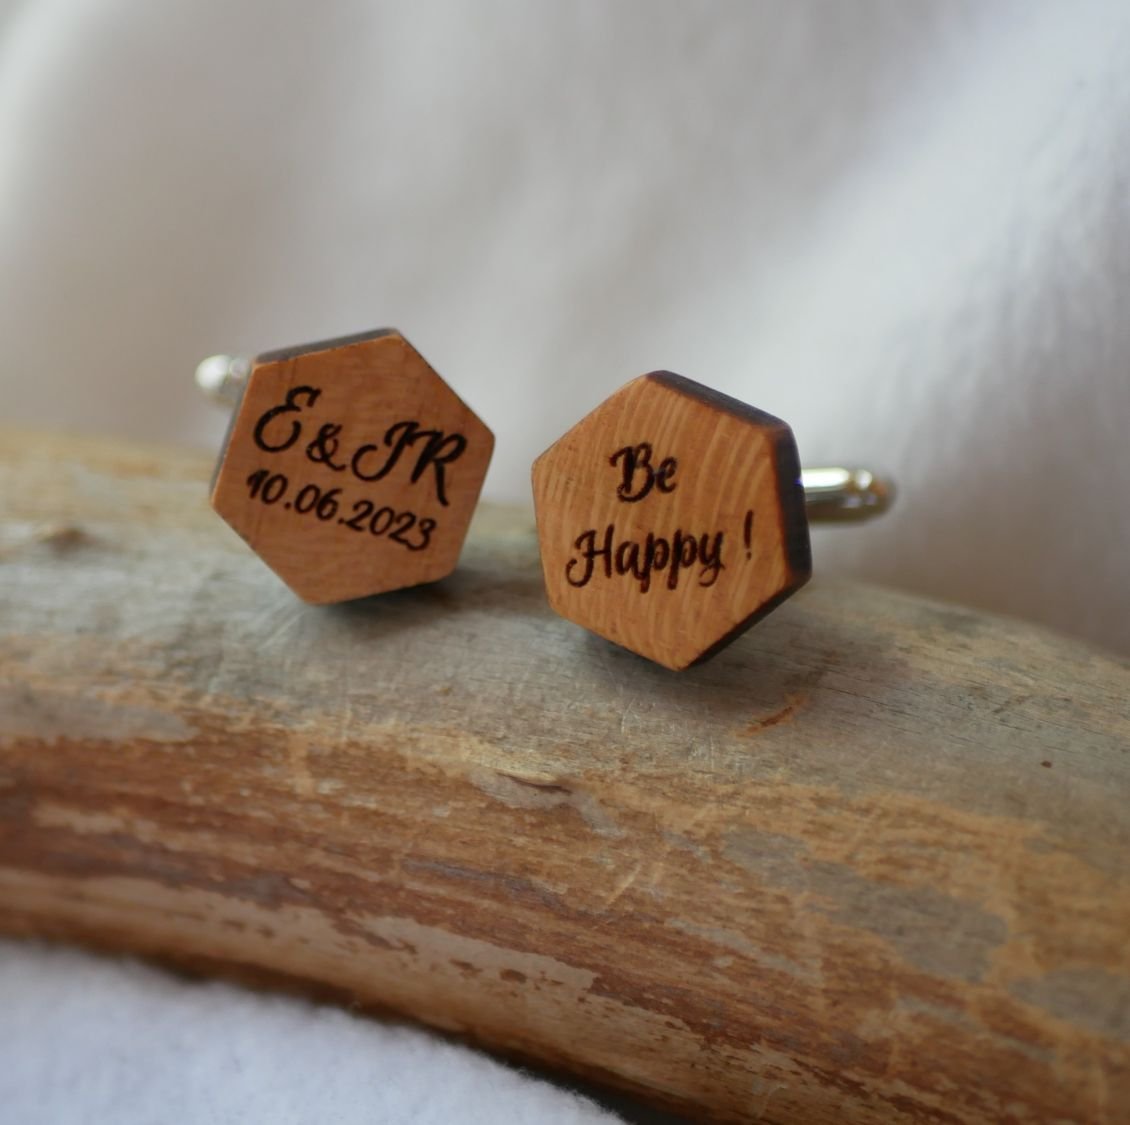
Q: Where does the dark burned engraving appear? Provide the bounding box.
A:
[240,384,482,554]
[566,525,725,592]
[252,387,468,508]
[610,443,678,503]
[564,439,754,593]
[350,422,467,505]
[244,469,435,552]
[253,385,321,453]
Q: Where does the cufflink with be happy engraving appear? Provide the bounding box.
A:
[532,371,892,670]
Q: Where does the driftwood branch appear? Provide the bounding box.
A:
[1,430,1128,1123]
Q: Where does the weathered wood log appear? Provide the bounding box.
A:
[1,430,1128,1124]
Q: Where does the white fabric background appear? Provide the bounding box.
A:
[0,941,628,1124]
[1,2,1128,1122]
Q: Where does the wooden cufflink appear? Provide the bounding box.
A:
[198,329,493,603]
[531,372,891,671]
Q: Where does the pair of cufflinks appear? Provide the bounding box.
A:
[202,329,890,670]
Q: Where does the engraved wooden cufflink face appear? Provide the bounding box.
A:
[532,372,891,671]
[203,329,493,603]
[532,373,809,670]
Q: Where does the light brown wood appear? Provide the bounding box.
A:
[211,328,493,603]
[532,372,810,670]
[2,429,1129,1124]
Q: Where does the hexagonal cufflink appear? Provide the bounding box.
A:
[202,329,493,603]
[532,372,891,671]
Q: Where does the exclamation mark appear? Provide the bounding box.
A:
[743,510,754,561]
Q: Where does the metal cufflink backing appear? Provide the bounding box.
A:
[531,371,892,671]
[197,329,494,603]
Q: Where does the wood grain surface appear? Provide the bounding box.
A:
[532,372,810,670]
[1,430,1129,1124]
[211,328,493,603]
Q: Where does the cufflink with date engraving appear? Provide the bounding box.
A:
[197,329,493,603]
[531,372,892,671]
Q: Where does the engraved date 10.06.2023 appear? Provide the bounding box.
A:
[245,468,434,552]
[565,442,755,593]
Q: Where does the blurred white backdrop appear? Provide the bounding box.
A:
[2,0,1129,654]
[2,6,1129,1123]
